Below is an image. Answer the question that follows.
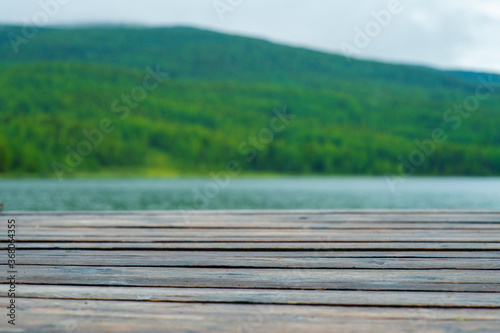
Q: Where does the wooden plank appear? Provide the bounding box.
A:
[12,228,500,242]
[15,249,500,259]
[9,266,500,292]
[6,241,500,250]
[3,298,499,333]
[15,220,500,229]
[10,212,500,226]
[13,250,500,269]
[16,285,500,307]
[12,212,500,226]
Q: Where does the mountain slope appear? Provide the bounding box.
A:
[0,26,499,177]
[0,26,476,89]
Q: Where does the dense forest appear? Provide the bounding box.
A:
[0,26,499,177]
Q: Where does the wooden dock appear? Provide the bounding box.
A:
[1,210,500,332]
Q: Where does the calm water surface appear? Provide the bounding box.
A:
[0,177,499,211]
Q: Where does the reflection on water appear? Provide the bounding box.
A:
[0,177,499,211]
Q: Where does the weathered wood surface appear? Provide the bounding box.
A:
[9,241,500,250]
[8,299,500,333]
[1,210,499,332]
[14,250,500,268]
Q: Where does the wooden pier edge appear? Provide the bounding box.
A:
[1,210,499,332]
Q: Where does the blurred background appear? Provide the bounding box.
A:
[0,0,499,210]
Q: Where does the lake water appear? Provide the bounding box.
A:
[0,177,499,211]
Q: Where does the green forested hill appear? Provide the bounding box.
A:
[0,26,499,177]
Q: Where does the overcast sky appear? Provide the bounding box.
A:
[2,0,500,73]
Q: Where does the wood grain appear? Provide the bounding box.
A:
[15,285,500,307]
[13,250,500,269]
[11,266,500,292]
[5,241,500,250]
[0,210,498,332]
[2,298,499,333]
